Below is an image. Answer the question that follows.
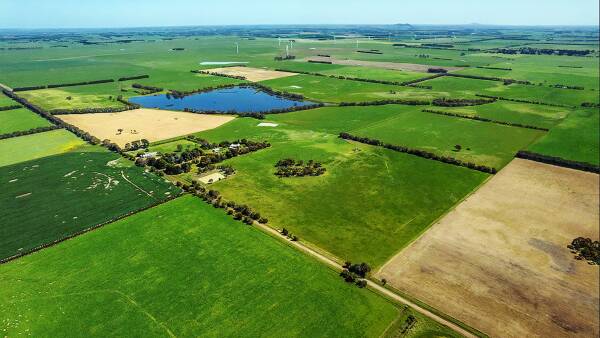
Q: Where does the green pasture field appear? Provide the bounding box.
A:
[528,108,600,165]
[260,74,442,103]
[427,100,569,129]
[0,108,53,134]
[0,195,432,338]
[0,129,87,167]
[345,106,545,169]
[421,76,599,107]
[456,54,600,90]
[18,82,131,111]
[0,144,177,260]
[0,93,18,107]
[274,61,426,83]
[194,116,488,267]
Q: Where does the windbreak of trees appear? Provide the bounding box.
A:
[339,132,498,174]
[118,75,149,81]
[422,109,549,131]
[2,89,102,146]
[0,125,62,140]
[446,73,533,86]
[427,68,448,74]
[0,105,21,111]
[516,150,600,173]
[432,97,496,107]
[274,55,296,61]
[184,103,323,119]
[582,102,600,108]
[274,159,326,177]
[490,47,594,57]
[550,84,585,90]
[475,94,574,108]
[339,99,430,107]
[131,83,163,94]
[192,70,247,81]
[124,139,150,152]
[13,79,115,92]
[50,106,135,115]
[476,66,513,71]
[275,68,439,87]
[568,237,600,265]
[182,184,268,226]
[356,50,383,55]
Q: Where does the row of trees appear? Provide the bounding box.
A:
[0,125,61,140]
[13,78,115,92]
[0,104,21,111]
[339,99,430,107]
[183,102,324,119]
[192,70,247,81]
[169,83,237,99]
[182,183,269,226]
[275,68,437,87]
[118,75,149,81]
[339,132,498,174]
[568,237,599,265]
[131,83,163,94]
[422,109,549,131]
[124,139,150,151]
[427,68,448,74]
[356,50,383,55]
[446,73,533,86]
[274,159,326,177]
[274,55,296,61]
[490,47,594,57]
[475,94,574,108]
[550,84,585,90]
[516,150,599,173]
[476,66,513,71]
[432,97,496,107]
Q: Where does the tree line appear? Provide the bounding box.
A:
[192,70,247,81]
[274,159,326,177]
[118,75,149,81]
[445,73,533,86]
[275,68,440,87]
[183,102,323,119]
[490,47,594,57]
[0,125,62,140]
[516,150,599,173]
[432,97,496,107]
[13,79,115,92]
[181,184,269,226]
[339,99,430,107]
[476,66,513,71]
[422,109,549,131]
[0,104,21,111]
[339,132,498,174]
[132,83,163,94]
[475,94,574,108]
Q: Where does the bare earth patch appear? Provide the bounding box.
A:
[306,56,462,73]
[59,109,235,147]
[203,66,298,82]
[378,159,599,338]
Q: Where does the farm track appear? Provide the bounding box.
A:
[252,220,480,338]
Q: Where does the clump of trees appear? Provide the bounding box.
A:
[427,68,448,74]
[340,261,371,288]
[274,55,296,61]
[137,137,271,176]
[131,83,163,94]
[280,228,299,241]
[568,237,599,265]
[432,97,496,107]
[339,132,497,174]
[274,158,326,177]
[124,139,150,151]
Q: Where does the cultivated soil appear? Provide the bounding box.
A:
[59,109,235,146]
[306,56,462,73]
[203,66,298,82]
[378,159,600,338]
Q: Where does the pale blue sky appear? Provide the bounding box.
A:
[1,0,598,28]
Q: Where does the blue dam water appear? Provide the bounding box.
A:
[128,86,314,113]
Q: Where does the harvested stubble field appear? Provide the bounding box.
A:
[378,159,600,338]
[58,108,235,146]
[203,66,298,82]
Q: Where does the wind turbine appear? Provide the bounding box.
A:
[285,45,289,58]
[290,40,294,50]
[278,37,281,47]
[235,42,239,54]
[356,39,359,49]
